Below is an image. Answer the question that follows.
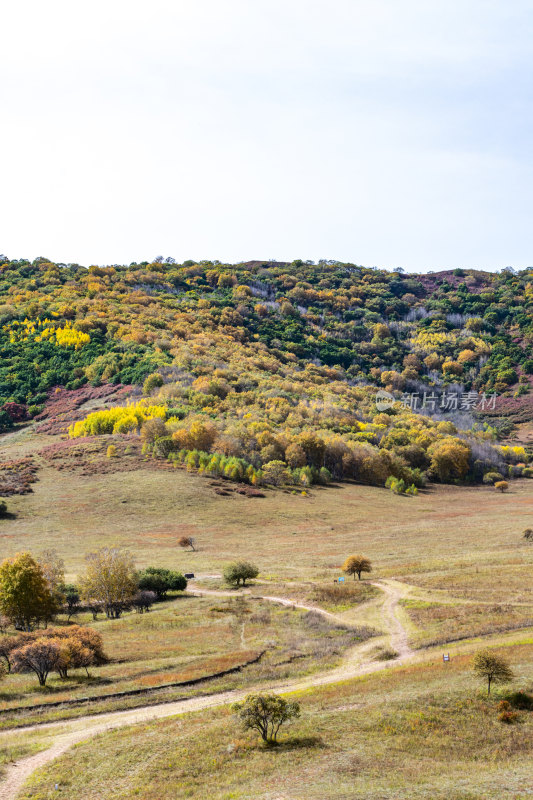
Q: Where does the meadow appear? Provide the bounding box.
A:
[2,425,532,592]
[16,642,533,800]
[0,593,374,730]
[1,418,532,798]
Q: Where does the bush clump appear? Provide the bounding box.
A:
[483,472,504,485]
[223,561,259,587]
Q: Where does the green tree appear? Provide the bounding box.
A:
[342,554,372,581]
[233,693,300,745]
[64,584,81,620]
[223,561,259,587]
[0,553,57,630]
[473,650,514,695]
[136,567,187,600]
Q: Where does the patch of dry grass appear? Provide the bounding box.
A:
[17,643,533,800]
[0,595,373,729]
[309,582,378,611]
[402,598,533,648]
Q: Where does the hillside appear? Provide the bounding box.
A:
[0,256,532,494]
[0,258,533,799]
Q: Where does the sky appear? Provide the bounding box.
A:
[1,0,532,272]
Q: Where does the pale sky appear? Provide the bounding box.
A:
[1,1,532,272]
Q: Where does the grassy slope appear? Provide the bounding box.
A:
[2,428,532,597]
[17,644,533,800]
[1,424,533,797]
[0,594,370,727]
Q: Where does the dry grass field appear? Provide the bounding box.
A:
[1,421,533,798]
[0,594,374,730]
[16,643,533,800]
[2,426,532,593]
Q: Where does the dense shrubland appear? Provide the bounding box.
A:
[66,391,526,488]
[0,256,531,487]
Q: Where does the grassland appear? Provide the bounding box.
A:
[2,426,532,594]
[0,592,375,730]
[1,420,533,798]
[15,642,533,800]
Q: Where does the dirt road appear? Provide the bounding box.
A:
[0,580,410,800]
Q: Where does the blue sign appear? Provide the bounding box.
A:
[338,577,345,582]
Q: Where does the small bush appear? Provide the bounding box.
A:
[152,436,176,458]
[143,372,164,395]
[506,690,533,710]
[106,445,117,458]
[483,472,504,485]
[498,702,519,724]
[374,647,398,661]
[494,481,509,493]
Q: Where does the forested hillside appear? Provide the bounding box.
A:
[1,256,532,490]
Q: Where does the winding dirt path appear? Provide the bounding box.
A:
[371,581,411,658]
[188,583,346,624]
[0,580,410,800]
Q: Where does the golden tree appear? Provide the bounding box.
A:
[342,554,373,581]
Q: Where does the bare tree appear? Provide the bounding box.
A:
[12,639,60,686]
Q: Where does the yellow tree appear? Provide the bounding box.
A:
[0,553,57,630]
[342,555,372,581]
[80,548,137,619]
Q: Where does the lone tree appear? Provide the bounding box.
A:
[233,693,300,745]
[136,567,187,600]
[523,528,533,542]
[178,536,196,552]
[473,650,514,695]
[81,548,137,619]
[0,553,57,630]
[495,481,509,493]
[223,561,259,587]
[342,555,372,581]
